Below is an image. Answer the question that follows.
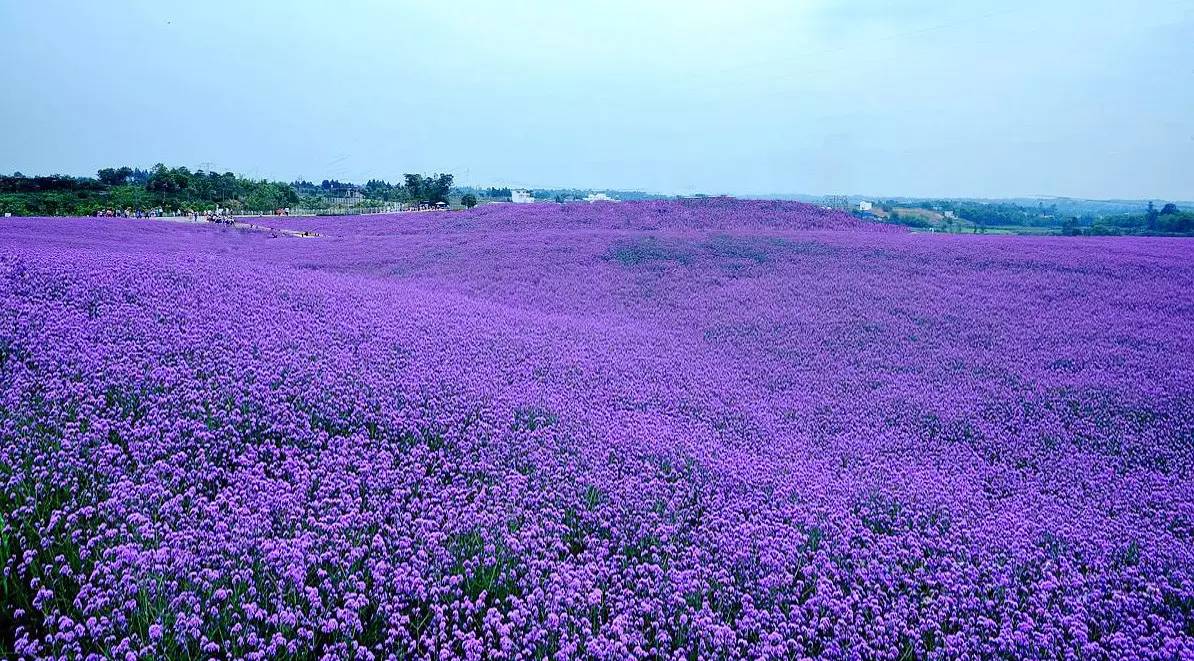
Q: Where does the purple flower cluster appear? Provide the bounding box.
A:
[1,200,1192,659]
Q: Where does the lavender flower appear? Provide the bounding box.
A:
[0,200,1191,658]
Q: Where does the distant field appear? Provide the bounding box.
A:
[2,200,1192,658]
[907,223,1059,235]
[871,206,1065,235]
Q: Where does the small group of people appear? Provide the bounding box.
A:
[91,207,292,220]
[94,207,167,218]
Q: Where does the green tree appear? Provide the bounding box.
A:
[461,193,478,208]
[403,174,425,201]
[427,173,453,203]
[147,164,190,195]
[97,166,133,186]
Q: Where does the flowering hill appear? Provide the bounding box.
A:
[1,200,1192,658]
[263,198,898,237]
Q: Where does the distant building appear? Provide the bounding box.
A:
[325,187,364,207]
[511,189,535,204]
[944,210,957,219]
[858,200,873,212]
[584,192,617,203]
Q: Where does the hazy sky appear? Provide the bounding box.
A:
[2,0,1191,199]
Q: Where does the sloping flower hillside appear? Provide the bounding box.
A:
[1,200,1192,659]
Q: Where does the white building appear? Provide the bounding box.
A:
[858,200,873,212]
[511,189,535,204]
[584,192,617,203]
[326,188,364,207]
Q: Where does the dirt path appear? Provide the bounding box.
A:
[137,215,320,238]
[233,219,320,238]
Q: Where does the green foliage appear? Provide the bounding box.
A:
[885,211,931,229]
[402,173,454,204]
[299,195,329,210]
[0,174,105,194]
[1092,204,1192,236]
[461,193,478,208]
[445,529,521,605]
[244,181,300,212]
[952,202,1036,228]
[0,166,301,215]
[363,179,395,200]
[876,198,1194,237]
[96,166,133,186]
[146,164,190,194]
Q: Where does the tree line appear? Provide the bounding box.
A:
[359,174,455,204]
[291,174,456,208]
[0,165,299,216]
[872,199,1192,236]
[1066,202,1192,236]
[0,166,458,216]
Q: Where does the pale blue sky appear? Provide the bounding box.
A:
[1,0,1191,199]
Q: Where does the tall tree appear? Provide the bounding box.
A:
[97,166,133,186]
[403,174,425,201]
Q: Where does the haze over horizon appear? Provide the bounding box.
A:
[2,0,1191,200]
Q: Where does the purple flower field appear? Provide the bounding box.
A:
[1,199,1192,659]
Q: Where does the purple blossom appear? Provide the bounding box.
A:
[0,199,1192,658]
